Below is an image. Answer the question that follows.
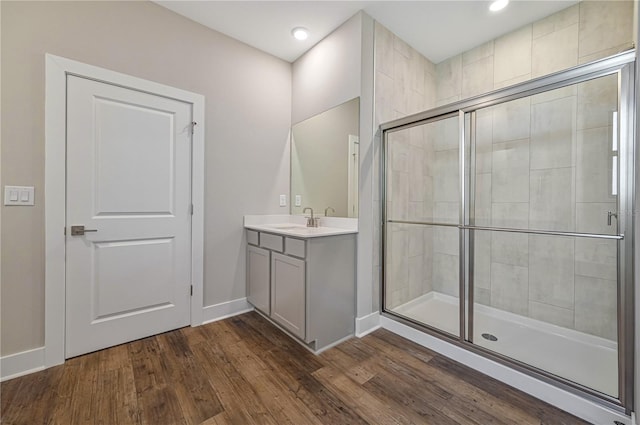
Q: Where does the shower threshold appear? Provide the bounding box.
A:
[391,292,618,397]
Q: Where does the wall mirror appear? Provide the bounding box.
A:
[291,97,359,218]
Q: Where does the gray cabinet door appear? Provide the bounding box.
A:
[247,245,270,314]
[271,252,306,339]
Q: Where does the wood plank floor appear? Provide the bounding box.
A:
[1,312,588,425]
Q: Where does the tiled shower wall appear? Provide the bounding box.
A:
[472,77,619,340]
[374,22,437,310]
[376,1,634,340]
[435,2,634,107]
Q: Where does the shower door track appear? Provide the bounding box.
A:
[380,50,636,415]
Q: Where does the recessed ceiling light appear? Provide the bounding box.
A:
[292,27,309,41]
[489,0,509,12]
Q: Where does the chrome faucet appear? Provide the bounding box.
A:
[303,207,319,227]
[324,207,335,217]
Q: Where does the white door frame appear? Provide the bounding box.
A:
[44,54,205,367]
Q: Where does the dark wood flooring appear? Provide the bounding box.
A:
[1,311,588,424]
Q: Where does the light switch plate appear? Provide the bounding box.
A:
[279,194,287,207]
[295,195,302,207]
[4,186,35,206]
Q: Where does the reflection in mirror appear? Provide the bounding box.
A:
[291,97,359,218]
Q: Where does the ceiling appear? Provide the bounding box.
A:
[155,1,579,64]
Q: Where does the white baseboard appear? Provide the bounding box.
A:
[355,311,381,337]
[1,347,45,382]
[202,297,254,325]
[381,316,631,425]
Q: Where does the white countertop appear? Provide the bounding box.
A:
[244,215,357,238]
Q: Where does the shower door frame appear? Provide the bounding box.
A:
[380,51,636,413]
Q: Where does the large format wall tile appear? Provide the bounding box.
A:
[530,96,576,170]
[576,126,615,203]
[490,262,529,316]
[531,23,579,78]
[578,0,634,60]
[462,56,494,99]
[575,238,617,281]
[528,235,575,309]
[432,253,460,297]
[409,255,426,299]
[462,40,494,66]
[474,231,492,290]
[375,71,395,124]
[410,53,426,95]
[408,146,426,202]
[433,149,460,203]
[532,4,579,39]
[577,74,618,131]
[434,116,459,151]
[408,226,424,257]
[389,130,409,172]
[393,51,411,115]
[494,25,532,85]
[491,202,529,229]
[433,225,459,256]
[576,202,618,235]
[531,84,577,105]
[474,173,492,226]
[574,275,617,340]
[491,140,530,203]
[529,301,575,328]
[434,201,459,224]
[436,55,462,103]
[375,22,394,78]
[475,288,491,306]
[393,34,412,59]
[388,174,408,221]
[530,167,575,231]
[492,98,531,143]
[475,109,493,174]
[491,232,529,267]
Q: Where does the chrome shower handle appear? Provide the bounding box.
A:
[608,211,617,226]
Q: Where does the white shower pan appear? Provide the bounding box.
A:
[392,292,618,397]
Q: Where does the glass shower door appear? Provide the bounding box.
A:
[384,114,461,337]
[469,74,621,398]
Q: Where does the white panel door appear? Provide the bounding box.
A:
[65,75,192,358]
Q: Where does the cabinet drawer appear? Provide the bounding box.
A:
[285,237,306,258]
[260,232,283,252]
[247,230,259,246]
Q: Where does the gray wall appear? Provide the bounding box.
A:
[0,0,292,356]
[291,11,378,320]
[292,13,362,124]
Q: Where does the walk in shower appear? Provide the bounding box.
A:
[381,52,635,412]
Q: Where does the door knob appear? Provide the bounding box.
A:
[70,225,98,236]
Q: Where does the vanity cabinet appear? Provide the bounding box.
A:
[245,228,356,352]
[271,252,305,339]
[246,244,270,315]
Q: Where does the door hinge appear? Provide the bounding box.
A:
[64,227,66,236]
[190,285,193,296]
[190,204,194,215]
[191,121,197,135]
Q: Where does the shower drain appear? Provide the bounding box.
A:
[481,333,498,342]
